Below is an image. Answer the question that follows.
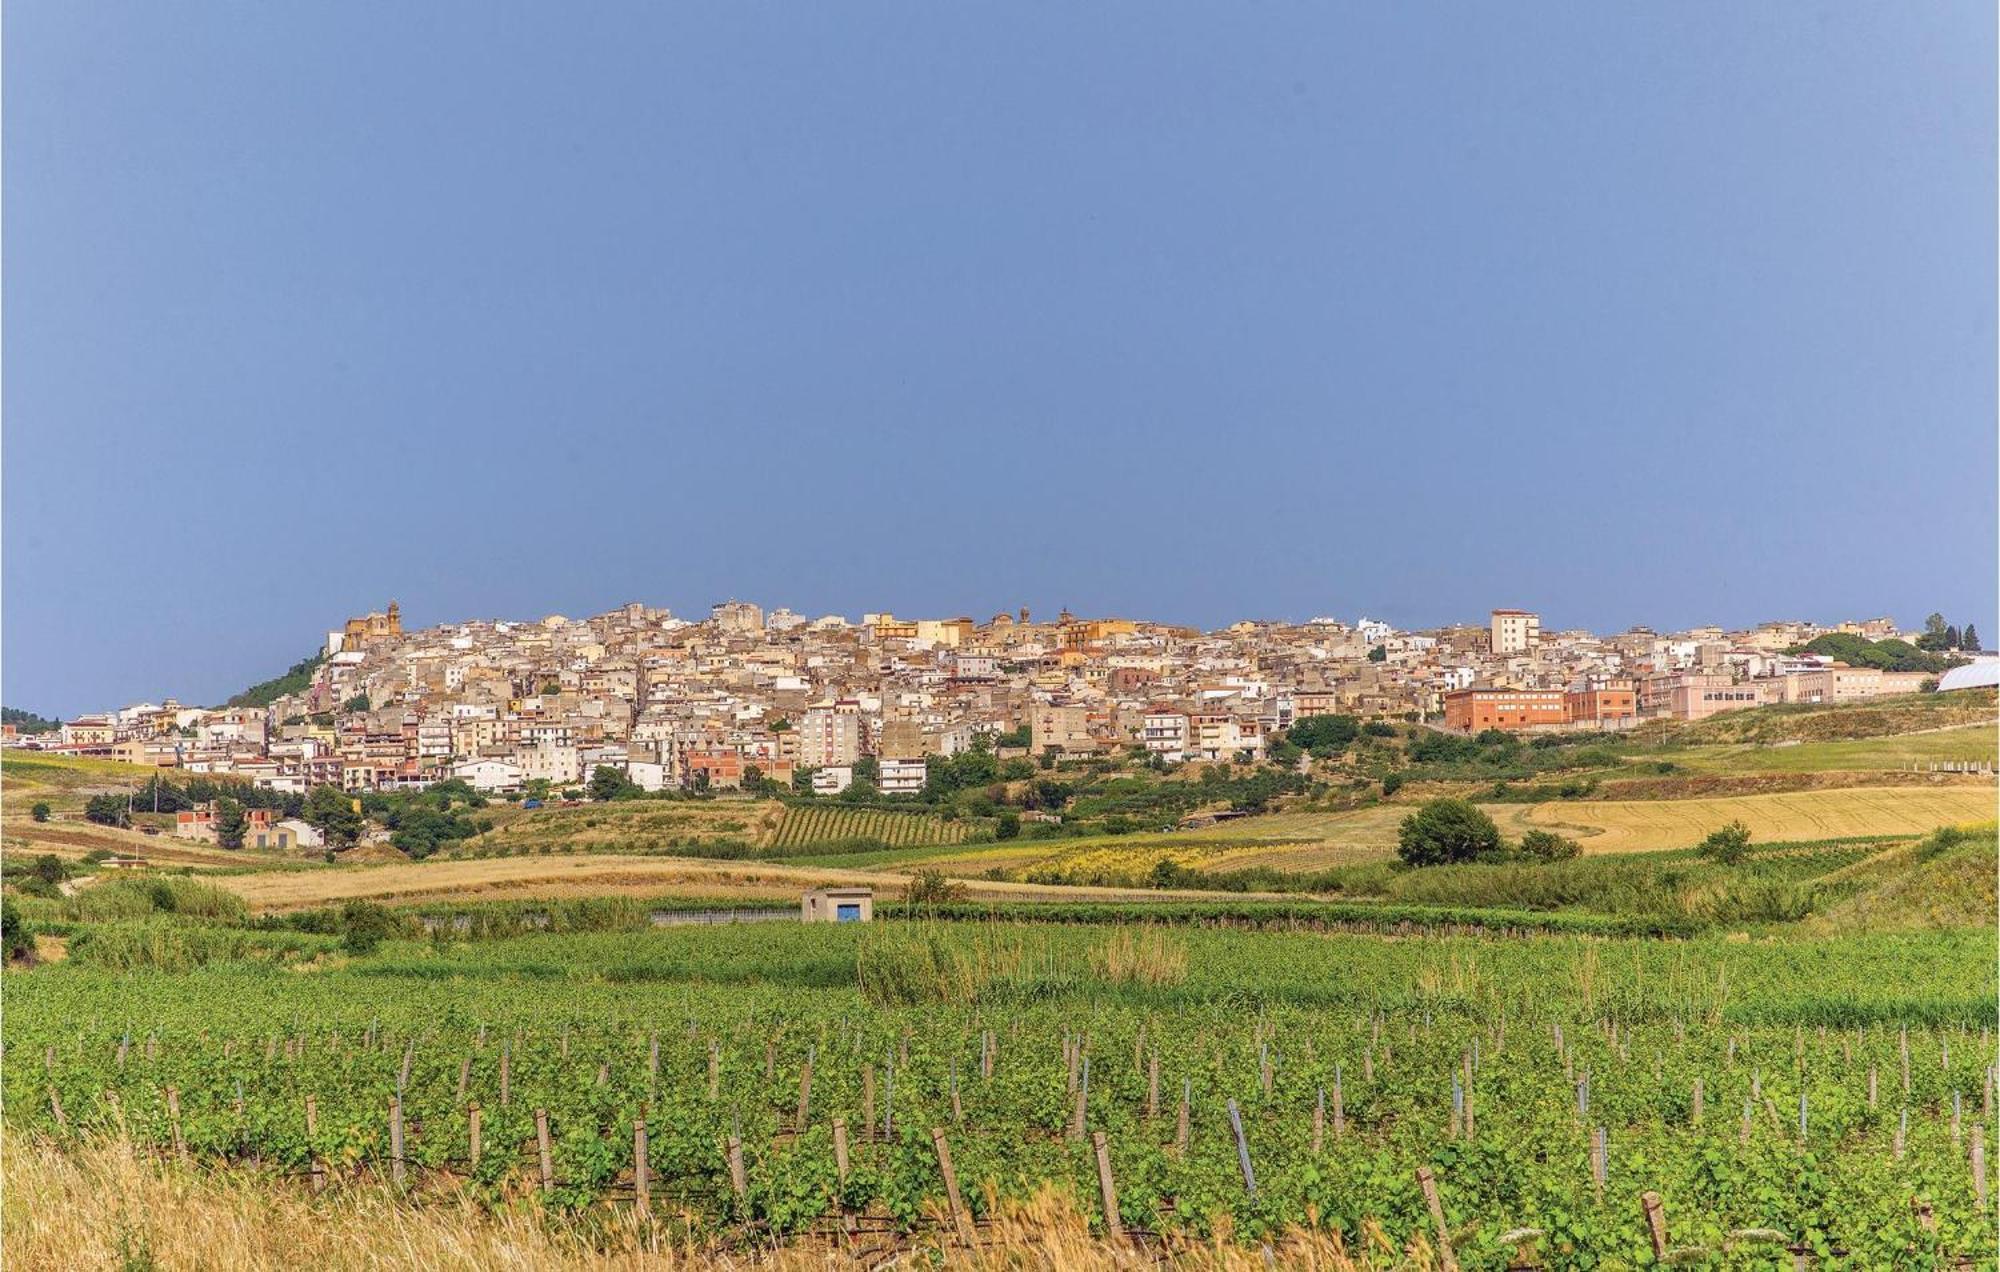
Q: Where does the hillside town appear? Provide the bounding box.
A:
[11,601,1984,797]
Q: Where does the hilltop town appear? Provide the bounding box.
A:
[14,600,1983,802]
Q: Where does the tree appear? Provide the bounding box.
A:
[1396,798,1501,866]
[1288,714,1360,757]
[32,854,69,886]
[1367,645,1387,663]
[589,765,639,802]
[1945,625,1963,651]
[1965,623,1982,653]
[343,693,371,713]
[214,796,247,850]
[1519,829,1581,862]
[29,803,49,823]
[303,784,363,849]
[84,794,129,828]
[995,812,1021,840]
[1917,613,1951,651]
[1696,819,1752,865]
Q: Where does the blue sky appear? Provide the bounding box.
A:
[6,3,1994,715]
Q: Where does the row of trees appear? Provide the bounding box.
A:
[1916,613,1981,653]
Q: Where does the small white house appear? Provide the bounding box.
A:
[810,765,854,795]
[273,818,323,850]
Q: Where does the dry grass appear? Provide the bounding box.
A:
[0,1133,1427,1270]
[204,853,1273,913]
[1088,929,1190,986]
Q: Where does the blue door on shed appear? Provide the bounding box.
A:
[836,904,861,922]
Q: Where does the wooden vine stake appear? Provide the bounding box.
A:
[931,1128,974,1247]
[1641,1191,1668,1261]
[727,1136,748,1202]
[1691,1077,1703,1125]
[1415,1166,1459,1272]
[832,1117,850,1183]
[499,1043,511,1107]
[467,1102,482,1169]
[1147,1054,1160,1120]
[388,1096,406,1188]
[535,1109,554,1193]
[633,1119,650,1214]
[304,1094,324,1192]
[1092,1131,1123,1240]
[1974,1124,1988,1214]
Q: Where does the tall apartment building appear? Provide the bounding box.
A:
[1490,609,1541,655]
[795,702,862,767]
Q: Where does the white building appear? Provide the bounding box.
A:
[811,765,855,795]
[878,757,928,795]
[1140,709,1188,761]
[453,757,525,792]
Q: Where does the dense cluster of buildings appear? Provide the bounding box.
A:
[14,601,1961,795]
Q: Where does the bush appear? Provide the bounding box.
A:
[30,803,50,823]
[903,869,967,911]
[1381,773,1406,797]
[1696,819,1753,865]
[1519,829,1582,862]
[994,812,1021,840]
[1396,798,1501,867]
[338,900,401,956]
[2,897,32,961]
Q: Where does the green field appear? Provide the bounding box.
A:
[6,920,1994,1265]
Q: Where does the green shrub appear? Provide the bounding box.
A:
[1697,820,1753,865]
[1519,829,1582,862]
[1396,798,1501,867]
[2,897,32,961]
[338,900,401,956]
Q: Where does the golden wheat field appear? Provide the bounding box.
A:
[1515,785,1997,854]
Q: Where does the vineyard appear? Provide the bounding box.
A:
[6,923,1996,1266]
[768,804,979,852]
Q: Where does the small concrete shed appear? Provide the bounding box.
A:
[801,886,874,923]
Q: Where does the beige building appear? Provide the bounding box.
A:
[801,887,873,923]
[796,702,863,767]
[1490,609,1541,655]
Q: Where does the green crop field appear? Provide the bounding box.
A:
[767,803,979,851]
[5,921,1995,1266]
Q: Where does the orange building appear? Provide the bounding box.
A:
[1563,687,1637,725]
[1442,688,1566,731]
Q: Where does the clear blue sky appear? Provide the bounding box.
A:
[6,3,1994,715]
